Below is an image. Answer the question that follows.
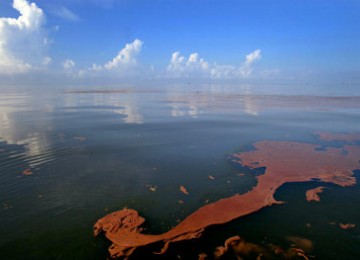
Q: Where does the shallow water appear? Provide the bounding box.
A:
[0,83,360,259]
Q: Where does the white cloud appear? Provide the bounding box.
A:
[81,39,144,77]
[52,7,80,21]
[240,49,262,77]
[0,0,50,75]
[166,49,262,79]
[63,59,75,70]
[62,59,79,78]
[167,52,209,77]
[103,39,143,70]
[245,49,261,64]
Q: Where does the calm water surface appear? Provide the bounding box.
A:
[1,83,360,259]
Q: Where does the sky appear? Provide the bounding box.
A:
[0,0,359,85]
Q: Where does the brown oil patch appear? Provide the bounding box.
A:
[94,139,360,258]
[287,236,313,251]
[305,186,325,202]
[316,132,360,142]
[22,169,33,176]
[212,236,310,259]
[339,223,356,230]
[180,185,189,195]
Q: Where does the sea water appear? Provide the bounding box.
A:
[0,82,359,259]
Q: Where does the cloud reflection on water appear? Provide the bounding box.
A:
[165,84,260,118]
[0,92,54,169]
[164,84,360,119]
[62,89,144,124]
[2,84,360,171]
[0,87,151,174]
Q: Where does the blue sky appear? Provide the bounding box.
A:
[0,0,359,84]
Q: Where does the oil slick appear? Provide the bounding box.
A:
[22,168,33,176]
[305,186,325,202]
[339,223,356,230]
[200,235,312,259]
[94,133,360,259]
[179,185,189,195]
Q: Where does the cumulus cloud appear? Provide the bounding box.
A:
[245,49,261,64]
[63,59,75,70]
[167,52,209,77]
[0,0,50,75]
[167,49,262,79]
[80,39,143,77]
[97,39,143,70]
[240,49,262,77]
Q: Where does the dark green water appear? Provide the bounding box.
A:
[0,83,360,259]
